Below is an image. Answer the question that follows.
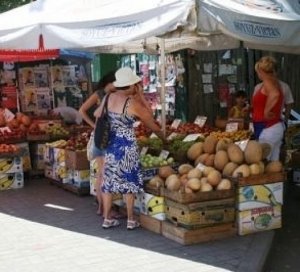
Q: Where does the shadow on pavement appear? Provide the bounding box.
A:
[0,178,262,272]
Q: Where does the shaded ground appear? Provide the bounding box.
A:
[0,178,273,272]
[264,173,300,272]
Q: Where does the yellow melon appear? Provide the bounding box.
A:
[244,140,263,164]
[227,143,244,164]
[203,135,218,154]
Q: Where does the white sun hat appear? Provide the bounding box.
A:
[113,67,141,87]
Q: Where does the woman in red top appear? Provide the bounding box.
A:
[252,56,284,161]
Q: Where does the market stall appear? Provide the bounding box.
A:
[0,0,294,244]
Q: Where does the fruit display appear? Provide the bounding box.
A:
[45,139,68,149]
[0,144,19,155]
[140,154,174,168]
[65,132,90,151]
[0,129,26,143]
[167,123,215,136]
[27,123,47,136]
[209,130,251,141]
[45,123,69,138]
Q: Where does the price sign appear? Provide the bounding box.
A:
[235,139,249,151]
[226,122,238,132]
[167,132,178,140]
[159,150,169,159]
[194,116,207,127]
[3,109,15,122]
[196,162,206,171]
[140,147,148,156]
[183,133,203,142]
[171,119,181,129]
[133,121,141,128]
[150,133,158,138]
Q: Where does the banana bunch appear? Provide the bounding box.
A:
[0,175,14,190]
[46,140,67,148]
[0,159,13,173]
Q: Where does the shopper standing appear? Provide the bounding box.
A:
[79,71,116,215]
[252,56,284,161]
[95,67,165,229]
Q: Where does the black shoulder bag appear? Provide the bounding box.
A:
[94,94,110,149]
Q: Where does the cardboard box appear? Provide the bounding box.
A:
[237,205,282,235]
[53,147,66,164]
[112,193,124,207]
[90,159,99,176]
[65,150,89,170]
[0,172,24,190]
[0,157,23,174]
[70,179,90,189]
[73,169,90,182]
[15,142,31,171]
[140,192,165,220]
[237,182,283,211]
[291,151,300,169]
[89,175,97,196]
[165,198,235,229]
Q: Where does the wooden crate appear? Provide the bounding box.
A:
[65,150,89,170]
[144,182,163,196]
[231,171,286,186]
[162,186,235,204]
[140,213,163,234]
[165,198,235,229]
[162,221,236,245]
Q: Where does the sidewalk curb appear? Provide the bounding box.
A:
[237,230,275,272]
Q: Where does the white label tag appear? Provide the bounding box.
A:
[140,147,148,156]
[3,109,15,122]
[133,121,141,128]
[183,133,202,142]
[0,126,12,133]
[226,122,238,132]
[171,119,181,129]
[159,150,169,159]
[196,163,206,171]
[235,140,249,151]
[167,132,178,140]
[194,116,207,127]
[150,133,158,138]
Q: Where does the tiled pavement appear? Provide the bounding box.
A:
[0,179,274,272]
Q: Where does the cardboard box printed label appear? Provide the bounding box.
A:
[16,142,31,171]
[0,172,24,191]
[237,182,283,211]
[73,169,90,182]
[238,205,282,235]
[140,192,166,221]
[89,175,97,196]
[90,159,99,176]
[0,157,23,174]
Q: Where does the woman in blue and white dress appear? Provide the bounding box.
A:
[95,67,164,230]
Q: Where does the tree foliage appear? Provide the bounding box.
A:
[0,0,32,13]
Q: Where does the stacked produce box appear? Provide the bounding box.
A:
[0,144,24,190]
[135,121,286,242]
[43,133,91,195]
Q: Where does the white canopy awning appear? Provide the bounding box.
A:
[0,0,299,54]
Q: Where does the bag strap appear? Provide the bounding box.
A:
[122,97,130,114]
[103,94,110,113]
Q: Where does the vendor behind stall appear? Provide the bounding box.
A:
[51,107,82,125]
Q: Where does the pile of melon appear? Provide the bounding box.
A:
[148,164,231,193]
[186,135,283,178]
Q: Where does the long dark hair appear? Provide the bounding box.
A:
[97,71,116,90]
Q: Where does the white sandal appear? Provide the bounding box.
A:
[102,219,120,229]
[127,220,140,230]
